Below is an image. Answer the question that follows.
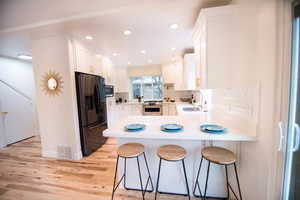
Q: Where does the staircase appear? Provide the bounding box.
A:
[0,79,36,146]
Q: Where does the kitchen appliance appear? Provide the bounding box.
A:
[143,100,162,115]
[105,85,114,97]
[75,72,107,156]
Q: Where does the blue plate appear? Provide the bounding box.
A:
[200,124,226,134]
[161,124,183,130]
[161,124,183,133]
[125,124,145,132]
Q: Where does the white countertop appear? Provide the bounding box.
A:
[103,115,256,141]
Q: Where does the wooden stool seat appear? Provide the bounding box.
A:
[117,143,144,158]
[201,146,236,165]
[157,145,187,161]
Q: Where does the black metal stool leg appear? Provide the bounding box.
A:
[193,157,203,197]
[203,161,211,200]
[143,152,154,191]
[136,156,145,200]
[111,155,120,200]
[155,158,162,200]
[182,159,191,200]
[123,158,127,188]
[234,163,242,200]
[225,165,229,200]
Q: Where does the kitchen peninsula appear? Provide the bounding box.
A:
[103,111,256,197]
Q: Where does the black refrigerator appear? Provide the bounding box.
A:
[75,72,107,156]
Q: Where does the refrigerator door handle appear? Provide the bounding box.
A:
[278,121,285,152]
[292,123,300,152]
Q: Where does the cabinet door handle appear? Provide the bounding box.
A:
[292,123,300,152]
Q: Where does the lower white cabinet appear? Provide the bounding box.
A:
[162,103,177,116]
[107,102,143,128]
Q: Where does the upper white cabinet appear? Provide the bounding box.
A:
[182,53,196,90]
[193,5,256,89]
[162,58,184,90]
[71,40,115,84]
[102,57,115,85]
[114,67,129,93]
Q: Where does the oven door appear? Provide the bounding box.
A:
[143,105,162,115]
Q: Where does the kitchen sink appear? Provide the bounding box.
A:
[182,107,201,111]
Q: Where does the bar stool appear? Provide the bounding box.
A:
[155,145,190,200]
[193,146,242,200]
[111,143,154,200]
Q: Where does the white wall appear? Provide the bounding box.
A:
[32,35,82,160]
[0,56,38,145]
[228,0,279,199]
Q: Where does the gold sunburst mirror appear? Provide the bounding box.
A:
[41,70,64,96]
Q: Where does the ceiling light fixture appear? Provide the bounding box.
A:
[169,23,179,29]
[17,54,32,60]
[171,47,176,51]
[141,50,146,54]
[112,53,118,57]
[85,35,93,40]
[123,30,132,35]
[128,61,131,65]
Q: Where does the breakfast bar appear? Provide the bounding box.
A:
[103,114,256,198]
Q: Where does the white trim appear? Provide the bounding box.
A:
[42,150,58,158]
[42,149,83,161]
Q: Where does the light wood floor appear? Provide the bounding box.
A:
[0,136,209,200]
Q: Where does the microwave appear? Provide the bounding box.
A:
[105,85,114,97]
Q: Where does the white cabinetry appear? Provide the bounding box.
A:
[114,67,129,93]
[193,5,256,89]
[182,54,196,90]
[106,102,142,128]
[71,41,115,84]
[162,58,183,90]
[102,58,115,85]
[162,103,177,116]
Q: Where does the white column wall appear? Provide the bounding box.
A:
[32,35,82,160]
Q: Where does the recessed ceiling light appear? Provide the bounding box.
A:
[148,59,153,63]
[128,61,131,65]
[169,23,179,29]
[141,50,146,54]
[112,53,118,57]
[171,47,176,51]
[85,35,93,40]
[123,30,132,35]
[17,54,32,60]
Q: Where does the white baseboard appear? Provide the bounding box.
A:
[42,149,82,161]
[42,150,57,158]
[72,150,83,160]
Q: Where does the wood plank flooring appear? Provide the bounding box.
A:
[0,136,209,200]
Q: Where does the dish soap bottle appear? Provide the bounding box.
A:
[203,101,208,112]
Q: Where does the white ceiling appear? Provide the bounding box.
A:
[0,0,230,66]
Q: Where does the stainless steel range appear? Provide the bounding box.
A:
[142,100,162,116]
